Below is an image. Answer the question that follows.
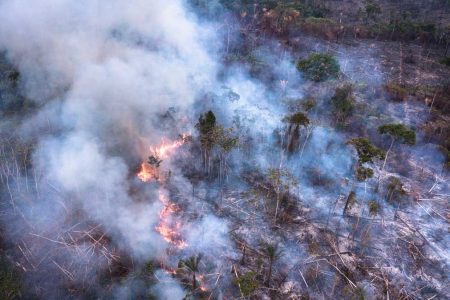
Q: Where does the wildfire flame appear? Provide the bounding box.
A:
[137,134,188,183]
[137,162,158,182]
[137,135,189,249]
[155,191,187,249]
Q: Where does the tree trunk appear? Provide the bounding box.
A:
[266,262,273,286]
[240,245,246,265]
[343,177,355,215]
[380,137,395,180]
[193,272,196,289]
[274,191,280,223]
[286,125,300,153]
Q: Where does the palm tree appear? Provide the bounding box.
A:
[260,242,283,285]
[182,254,202,290]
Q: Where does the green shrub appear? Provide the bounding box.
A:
[368,200,379,216]
[441,57,450,66]
[234,271,259,297]
[378,124,416,145]
[365,1,381,20]
[297,53,340,82]
[282,112,310,126]
[302,17,340,40]
[356,166,374,181]
[348,138,385,165]
[287,3,329,18]
[0,255,21,300]
[385,82,407,101]
[302,98,316,111]
[331,84,354,122]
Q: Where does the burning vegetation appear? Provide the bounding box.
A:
[0,1,449,299]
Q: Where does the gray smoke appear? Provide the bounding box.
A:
[0,0,224,298]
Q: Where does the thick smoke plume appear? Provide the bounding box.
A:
[1,1,449,299]
[0,0,226,298]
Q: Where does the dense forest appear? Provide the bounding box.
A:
[0,1,449,299]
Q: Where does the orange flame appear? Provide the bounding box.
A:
[137,162,158,182]
[136,135,189,250]
[155,191,188,249]
[137,134,188,183]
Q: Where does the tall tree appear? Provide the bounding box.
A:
[282,112,310,153]
[331,84,354,125]
[196,111,216,173]
[211,125,239,183]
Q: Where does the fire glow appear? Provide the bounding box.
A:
[154,191,187,249]
[137,135,188,182]
[137,135,188,249]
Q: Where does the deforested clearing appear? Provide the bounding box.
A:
[0,1,449,299]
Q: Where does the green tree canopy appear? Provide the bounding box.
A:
[378,124,416,145]
[348,138,385,164]
[282,112,310,126]
[331,84,354,122]
[296,53,340,82]
[348,137,385,182]
[196,110,216,136]
[211,126,239,153]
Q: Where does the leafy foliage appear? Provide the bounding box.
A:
[348,138,384,182]
[368,200,379,216]
[356,166,374,181]
[267,168,298,193]
[297,53,340,82]
[196,111,216,136]
[234,271,259,297]
[385,82,407,101]
[364,1,381,20]
[196,110,217,154]
[259,241,283,284]
[378,124,416,145]
[211,126,239,153]
[331,85,354,122]
[180,254,203,290]
[302,98,316,111]
[290,3,330,18]
[441,56,450,66]
[348,138,385,164]
[260,242,283,262]
[0,255,21,300]
[282,112,310,126]
[386,176,406,202]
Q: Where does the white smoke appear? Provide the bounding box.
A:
[0,0,222,297]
